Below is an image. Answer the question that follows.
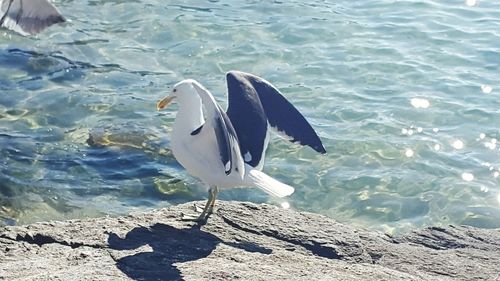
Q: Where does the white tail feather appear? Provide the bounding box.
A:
[245,170,294,198]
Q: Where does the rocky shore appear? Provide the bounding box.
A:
[1,201,499,280]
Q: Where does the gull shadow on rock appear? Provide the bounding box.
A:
[108,223,272,281]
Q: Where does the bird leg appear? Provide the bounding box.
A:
[196,186,219,221]
[206,186,219,216]
[182,186,219,222]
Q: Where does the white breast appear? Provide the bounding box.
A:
[171,127,245,188]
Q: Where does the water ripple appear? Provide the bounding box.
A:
[0,0,499,232]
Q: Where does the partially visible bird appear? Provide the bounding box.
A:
[0,0,65,36]
[157,71,326,221]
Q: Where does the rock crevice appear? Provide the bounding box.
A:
[1,232,104,249]
[221,214,342,260]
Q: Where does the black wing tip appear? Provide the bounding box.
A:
[226,71,269,90]
[226,70,243,76]
[54,15,67,24]
[226,70,253,80]
[33,15,66,33]
[316,141,327,154]
[308,142,326,154]
[10,15,66,35]
[225,71,238,84]
[317,146,327,154]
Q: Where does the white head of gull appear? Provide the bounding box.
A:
[157,71,326,221]
[0,0,65,35]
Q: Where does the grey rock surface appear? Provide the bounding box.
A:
[0,201,499,280]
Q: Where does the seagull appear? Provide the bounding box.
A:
[0,0,65,36]
[157,71,326,221]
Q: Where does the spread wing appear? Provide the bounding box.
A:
[226,71,268,169]
[1,0,65,35]
[226,71,326,169]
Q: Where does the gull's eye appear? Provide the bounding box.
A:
[173,89,177,93]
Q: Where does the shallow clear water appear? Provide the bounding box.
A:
[0,0,499,233]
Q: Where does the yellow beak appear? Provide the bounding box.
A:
[157,95,175,111]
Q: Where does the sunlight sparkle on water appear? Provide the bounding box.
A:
[433,128,439,133]
[401,128,415,136]
[452,140,464,150]
[481,85,492,94]
[479,133,486,140]
[410,98,430,109]
[405,149,414,158]
[434,144,441,151]
[461,172,474,182]
[484,139,497,150]
[281,202,290,209]
[466,0,477,7]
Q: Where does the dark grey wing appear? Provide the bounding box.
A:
[191,81,245,179]
[213,104,236,175]
[227,71,327,157]
[226,71,268,168]
[0,0,65,35]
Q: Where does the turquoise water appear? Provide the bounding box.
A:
[0,0,499,233]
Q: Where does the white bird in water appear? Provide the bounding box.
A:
[157,71,326,221]
[1,0,65,35]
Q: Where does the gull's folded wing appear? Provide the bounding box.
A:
[191,81,245,179]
